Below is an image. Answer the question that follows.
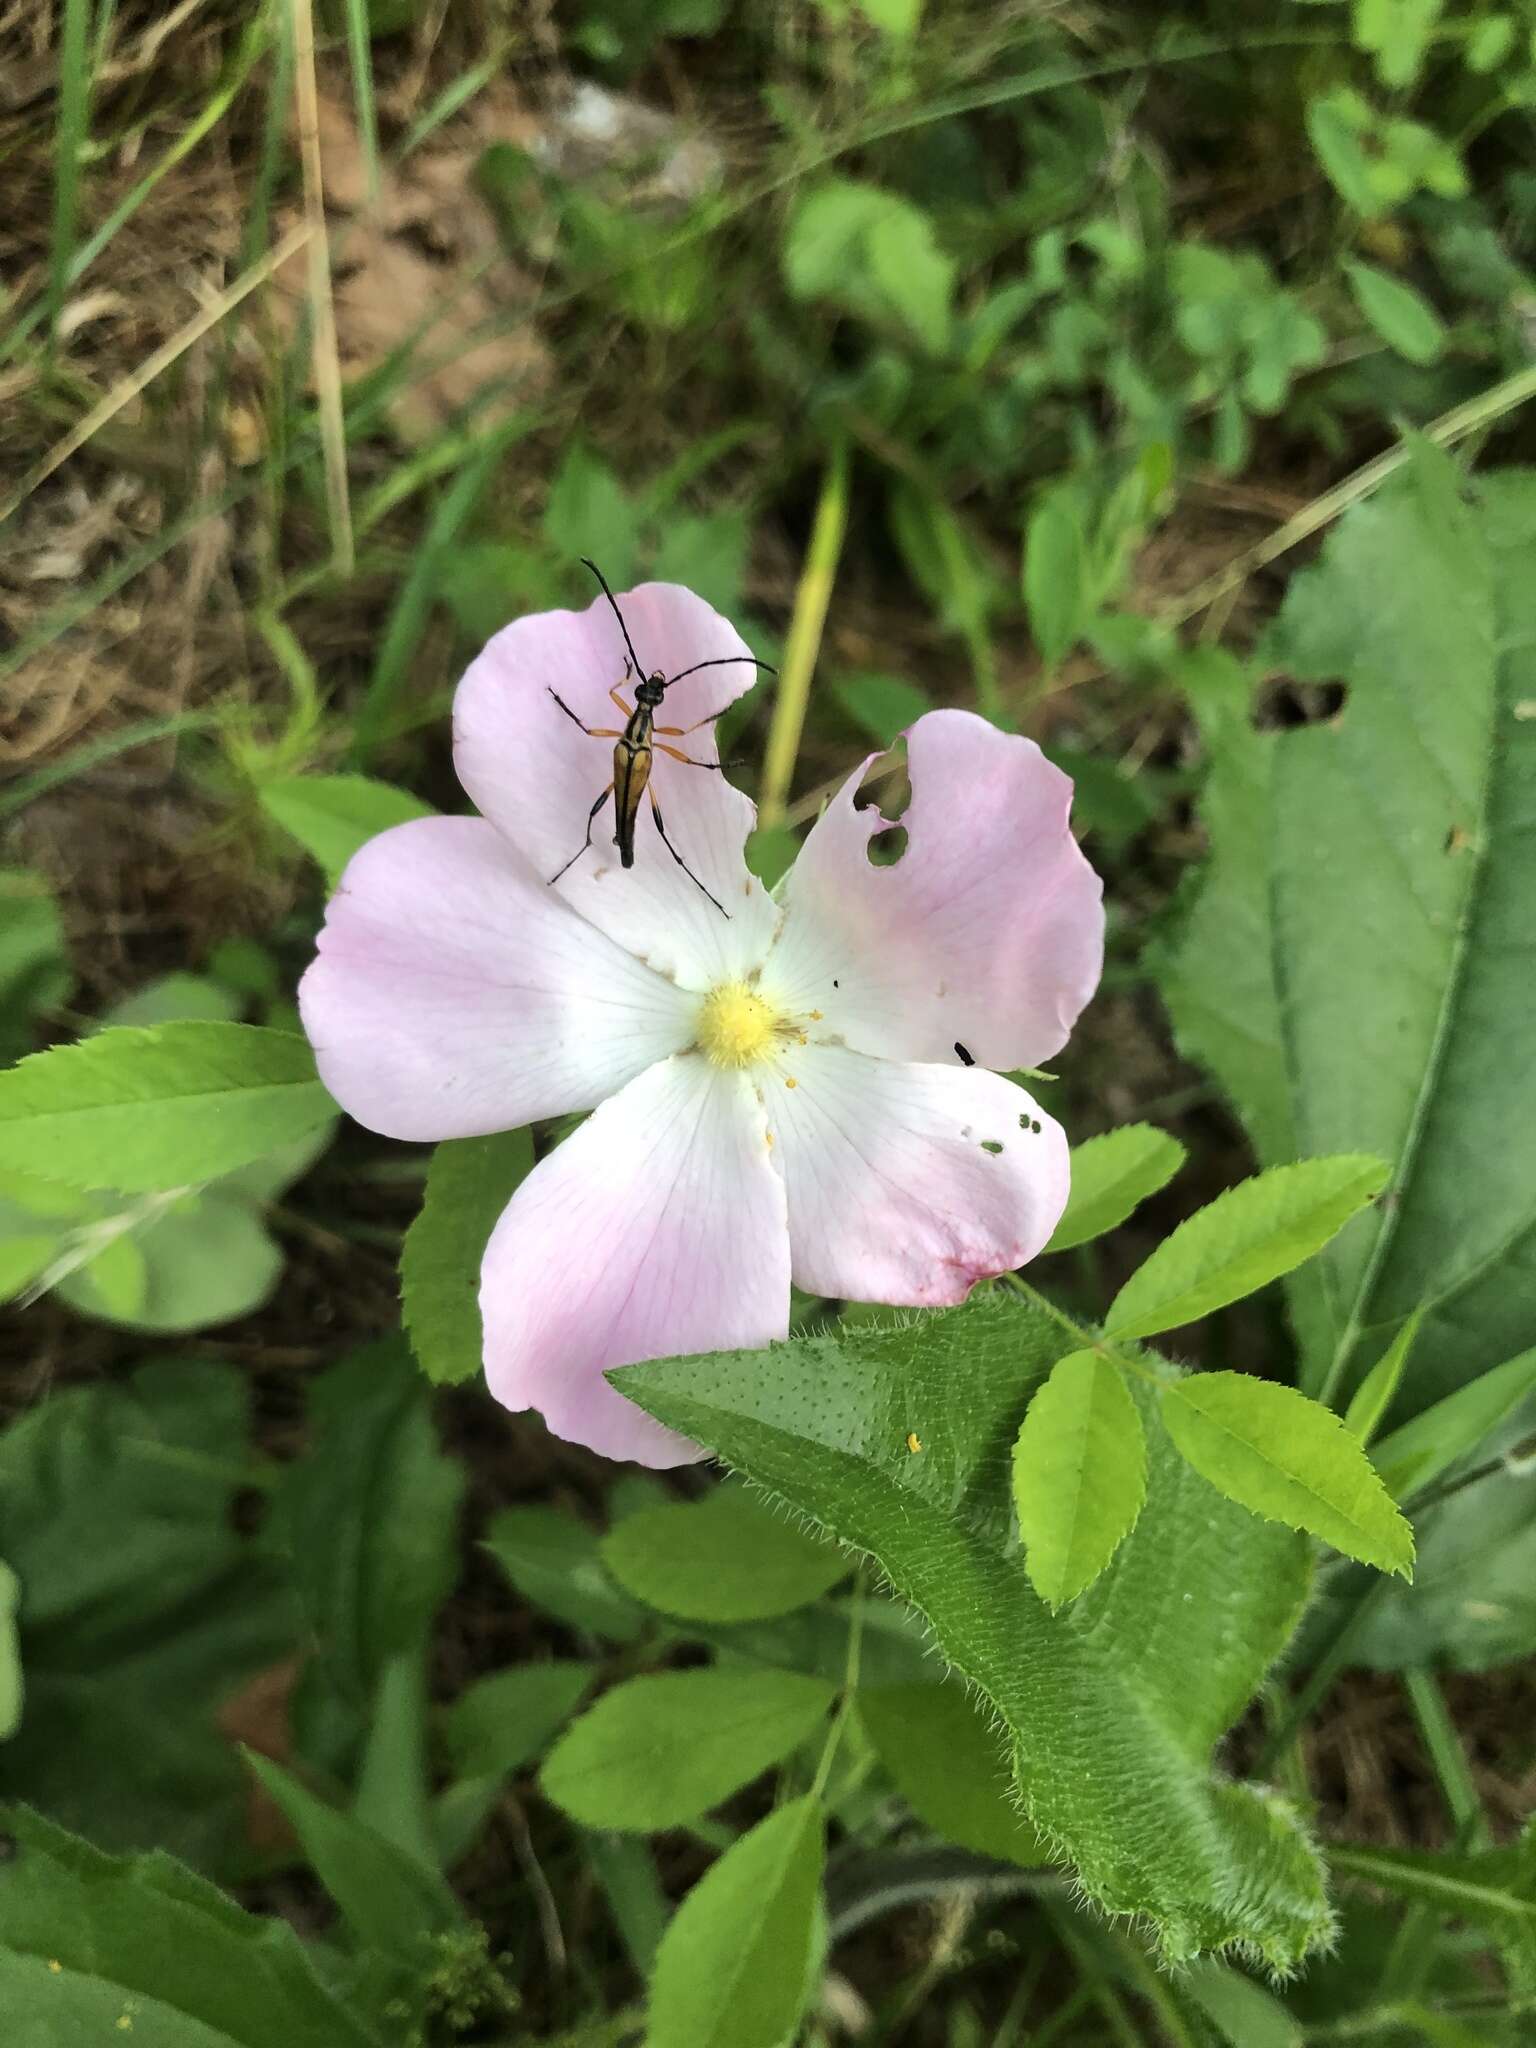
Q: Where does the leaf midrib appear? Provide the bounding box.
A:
[1312,647,1503,1405]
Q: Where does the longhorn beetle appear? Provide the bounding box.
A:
[546,558,775,917]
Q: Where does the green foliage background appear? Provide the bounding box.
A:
[2,0,1536,2043]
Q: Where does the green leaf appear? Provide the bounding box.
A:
[484,1503,646,1642]
[650,511,749,619]
[0,1233,63,1302]
[401,1130,533,1385]
[1158,1373,1413,1574]
[1013,1350,1148,1608]
[1371,1346,1536,1501]
[259,774,435,886]
[831,671,932,749]
[1342,1308,1422,1444]
[784,179,954,353]
[1160,460,1536,1421]
[744,823,800,889]
[1344,259,1447,365]
[105,973,242,1028]
[859,1682,1048,1865]
[272,1339,462,1753]
[0,1364,296,1875]
[1350,1446,1536,1672]
[244,1753,461,1951]
[0,1562,21,1742]
[614,1295,1330,1967]
[539,1669,833,1832]
[643,1796,824,2048]
[1023,490,1090,671]
[1,992,330,1333]
[600,1487,848,1622]
[865,205,954,354]
[545,445,640,588]
[1045,1125,1186,1254]
[67,1229,147,1318]
[0,869,72,1063]
[1330,1828,1536,1994]
[444,1661,593,1783]
[1180,1958,1303,2048]
[1104,1156,1390,1341]
[0,1805,381,2048]
[1307,88,1385,216]
[57,1188,286,1333]
[0,1023,334,1194]
[1354,0,1443,89]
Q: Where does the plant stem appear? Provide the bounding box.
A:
[1404,1667,1490,1850]
[758,440,850,830]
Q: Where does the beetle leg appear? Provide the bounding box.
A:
[655,707,728,736]
[548,690,622,739]
[649,792,729,917]
[654,741,724,770]
[609,677,635,717]
[548,783,613,885]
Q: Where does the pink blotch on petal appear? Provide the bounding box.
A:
[479,1054,791,1467]
[760,708,1104,1072]
[763,1047,1069,1305]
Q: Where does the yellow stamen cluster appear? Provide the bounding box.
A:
[696,982,782,1068]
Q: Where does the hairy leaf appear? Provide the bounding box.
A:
[615,1294,1329,1966]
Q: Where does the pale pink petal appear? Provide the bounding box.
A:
[760,709,1104,1070]
[480,1054,790,1466]
[299,816,695,1142]
[453,581,777,989]
[761,1046,1068,1303]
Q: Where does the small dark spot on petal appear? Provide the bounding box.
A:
[980,1139,1004,1155]
[954,1041,974,1066]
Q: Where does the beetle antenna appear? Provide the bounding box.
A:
[663,655,778,688]
[580,557,647,680]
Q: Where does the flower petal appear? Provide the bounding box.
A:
[299,816,695,1141]
[452,581,777,989]
[761,709,1104,1070]
[480,1054,790,1466]
[762,1046,1068,1303]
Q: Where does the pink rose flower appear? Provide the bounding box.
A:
[299,581,1104,1466]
